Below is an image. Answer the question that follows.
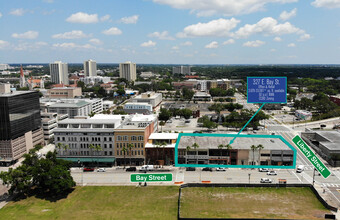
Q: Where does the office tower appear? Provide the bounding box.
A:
[172,66,191,75]
[84,59,97,77]
[0,86,44,165]
[49,61,69,85]
[119,61,136,81]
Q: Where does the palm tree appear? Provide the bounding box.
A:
[217,144,224,165]
[56,143,63,155]
[62,144,69,156]
[257,144,264,166]
[89,144,95,156]
[185,145,191,164]
[94,145,102,167]
[160,141,167,166]
[225,144,232,165]
[122,146,127,168]
[192,142,200,164]
[250,145,257,165]
[127,143,134,166]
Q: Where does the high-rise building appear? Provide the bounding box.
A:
[119,61,136,81]
[0,85,44,165]
[172,66,191,75]
[84,59,97,77]
[49,61,69,85]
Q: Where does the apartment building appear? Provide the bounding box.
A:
[131,92,162,108]
[47,87,82,99]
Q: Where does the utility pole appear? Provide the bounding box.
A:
[312,168,316,186]
[248,173,251,184]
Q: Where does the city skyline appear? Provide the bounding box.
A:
[1,0,340,64]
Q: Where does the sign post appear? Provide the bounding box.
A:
[292,135,331,178]
[130,173,173,182]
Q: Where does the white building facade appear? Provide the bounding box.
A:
[84,59,97,77]
[124,102,153,112]
[49,61,69,85]
[119,61,136,81]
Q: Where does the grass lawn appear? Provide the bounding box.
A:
[180,187,332,219]
[0,186,179,220]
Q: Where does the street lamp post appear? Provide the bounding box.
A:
[312,168,316,186]
[248,173,251,184]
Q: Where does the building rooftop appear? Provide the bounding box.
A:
[0,90,37,97]
[314,131,340,151]
[178,135,291,151]
[148,133,179,140]
[49,100,89,108]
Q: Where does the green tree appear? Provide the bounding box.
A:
[122,146,127,168]
[127,143,134,166]
[250,145,257,165]
[218,144,224,164]
[158,108,172,121]
[192,142,200,164]
[257,144,264,165]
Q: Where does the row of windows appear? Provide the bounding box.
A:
[116,143,144,149]
[117,135,143,141]
[117,150,144,156]
[57,136,113,142]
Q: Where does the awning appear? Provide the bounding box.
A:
[58,157,115,163]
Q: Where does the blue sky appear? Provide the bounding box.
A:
[0,0,340,64]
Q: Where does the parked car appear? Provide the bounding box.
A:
[202,167,213,172]
[97,168,106,172]
[83,167,95,172]
[186,167,196,171]
[166,120,172,123]
[258,168,269,172]
[296,165,304,173]
[126,167,137,172]
[267,170,277,175]
[216,167,226,171]
[260,178,272,183]
[140,165,154,172]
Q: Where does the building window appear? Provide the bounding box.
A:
[109,144,112,148]
[123,136,128,141]
[117,150,119,155]
[104,152,107,156]
[104,137,107,141]
[110,152,112,156]
[117,136,122,141]
[138,136,143,141]
[109,137,112,141]
[131,136,137,141]
[104,144,107,149]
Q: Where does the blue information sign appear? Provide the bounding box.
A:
[247,77,287,103]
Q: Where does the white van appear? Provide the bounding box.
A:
[296,165,304,173]
[140,165,154,172]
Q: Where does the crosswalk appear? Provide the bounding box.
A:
[321,183,340,188]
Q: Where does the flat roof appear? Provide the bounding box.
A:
[148,133,179,140]
[48,100,89,108]
[178,136,291,151]
[315,131,340,151]
[0,90,37,97]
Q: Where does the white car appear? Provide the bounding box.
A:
[216,167,226,171]
[267,170,277,175]
[258,168,269,172]
[97,168,106,172]
[260,178,272,183]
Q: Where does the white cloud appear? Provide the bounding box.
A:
[66,12,99,24]
[205,41,219,48]
[0,40,10,49]
[140,40,156,47]
[102,27,122,35]
[89,38,103,45]
[100,15,110,22]
[177,18,240,38]
[287,43,296,47]
[235,17,308,39]
[43,0,54,3]
[12,31,39,39]
[119,15,139,24]
[10,8,25,16]
[172,46,180,50]
[312,0,340,8]
[298,33,311,41]
[52,30,90,39]
[153,0,298,16]
[270,48,277,52]
[13,41,48,51]
[52,42,96,50]
[273,37,282,42]
[243,40,265,47]
[223,39,235,45]
[148,31,174,40]
[181,41,192,46]
[279,8,297,20]
[0,12,2,18]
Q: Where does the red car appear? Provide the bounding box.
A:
[83,167,95,172]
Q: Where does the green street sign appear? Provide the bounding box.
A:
[292,135,331,178]
[130,173,173,182]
